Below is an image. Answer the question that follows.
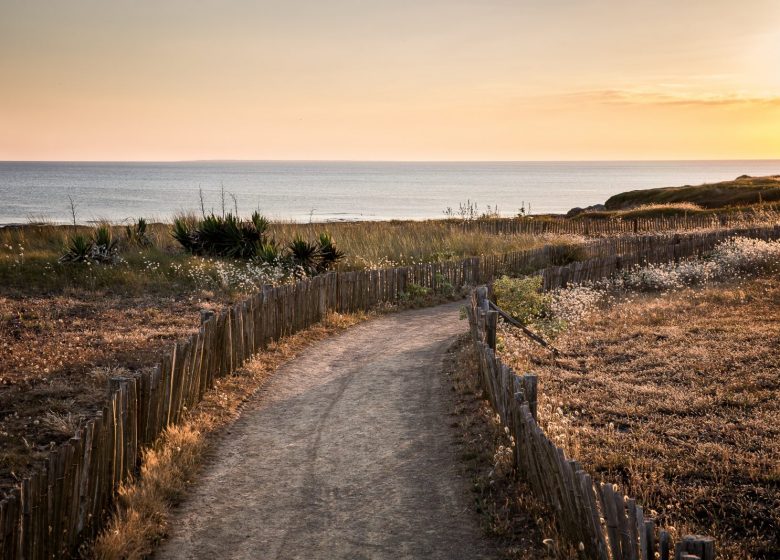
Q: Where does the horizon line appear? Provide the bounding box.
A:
[2,158,780,164]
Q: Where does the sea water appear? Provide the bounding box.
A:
[1,160,778,224]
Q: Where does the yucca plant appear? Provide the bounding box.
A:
[169,206,348,278]
[251,211,270,236]
[91,225,120,263]
[288,236,320,275]
[59,234,93,263]
[125,217,152,248]
[256,239,281,265]
[316,233,345,273]
[172,212,270,259]
[197,214,258,258]
[172,216,198,253]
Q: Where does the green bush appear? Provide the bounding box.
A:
[400,282,431,301]
[434,272,455,297]
[492,275,550,326]
[92,225,119,262]
[59,234,93,263]
[317,233,345,273]
[59,225,120,264]
[125,217,153,248]
[171,212,345,276]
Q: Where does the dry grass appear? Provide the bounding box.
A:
[444,336,572,559]
[0,221,573,300]
[271,221,572,269]
[90,310,367,560]
[0,293,221,490]
[499,276,780,559]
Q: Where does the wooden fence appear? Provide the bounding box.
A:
[454,211,780,237]
[466,225,780,560]
[468,288,716,560]
[1,225,779,558]
[539,225,780,290]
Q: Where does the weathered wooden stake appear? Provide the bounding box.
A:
[486,310,498,350]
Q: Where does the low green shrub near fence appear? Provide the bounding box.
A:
[468,288,716,560]
[1,225,779,558]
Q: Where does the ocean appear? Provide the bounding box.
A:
[1,160,778,225]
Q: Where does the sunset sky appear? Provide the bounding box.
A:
[1,0,779,161]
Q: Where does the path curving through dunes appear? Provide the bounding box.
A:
[155,302,495,560]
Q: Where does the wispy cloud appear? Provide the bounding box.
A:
[558,89,780,107]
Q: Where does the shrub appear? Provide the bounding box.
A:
[59,234,93,263]
[172,215,198,253]
[400,282,431,300]
[709,236,780,275]
[172,212,273,259]
[91,225,120,263]
[125,218,153,248]
[434,272,455,297]
[287,236,320,275]
[549,285,602,326]
[492,275,550,325]
[616,236,780,292]
[171,213,345,277]
[59,225,120,264]
[316,233,345,273]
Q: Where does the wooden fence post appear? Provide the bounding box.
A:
[675,536,715,560]
[486,310,498,350]
[200,309,215,325]
[522,374,538,421]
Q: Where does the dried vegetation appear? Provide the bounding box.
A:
[500,276,780,559]
[444,336,570,559]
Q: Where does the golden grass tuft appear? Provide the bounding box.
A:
[92,425,205,560]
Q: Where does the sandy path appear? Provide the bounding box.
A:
[155,302,495,560]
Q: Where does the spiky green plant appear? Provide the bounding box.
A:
[251,212,270,236]
[172,217,196,253]
[288,236,320,274]
[125,217,152,248]
[59,234,93,263]
[316,233,345,273]
[256,239,281,265]
[91,225,120,263]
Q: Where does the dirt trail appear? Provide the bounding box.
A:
[155,302,496,560]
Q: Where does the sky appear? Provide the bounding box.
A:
[1,0,779,161]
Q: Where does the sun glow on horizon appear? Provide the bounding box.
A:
[1,1,779,161]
